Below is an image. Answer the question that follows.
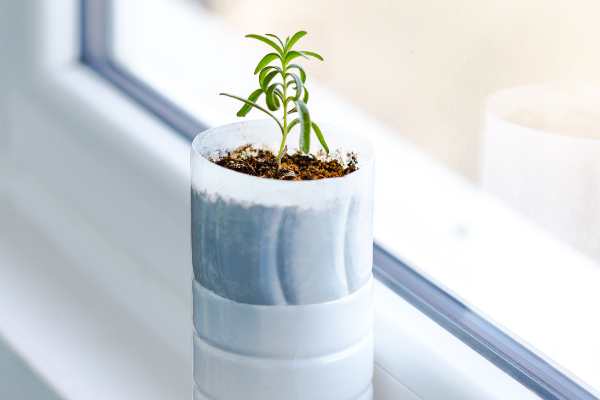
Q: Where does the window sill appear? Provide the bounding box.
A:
[0,201,189,400]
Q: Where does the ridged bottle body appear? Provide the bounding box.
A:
[191,120,375,399]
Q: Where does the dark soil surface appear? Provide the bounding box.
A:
[212,146,358,181]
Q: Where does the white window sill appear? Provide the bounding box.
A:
[0,201,189,400]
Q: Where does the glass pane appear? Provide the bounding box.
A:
[111,0,600,395]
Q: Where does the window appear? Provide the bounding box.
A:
[79,0,600,398]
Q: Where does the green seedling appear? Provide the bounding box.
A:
[220,31,329,163]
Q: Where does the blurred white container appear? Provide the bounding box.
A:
[482,84,600,260]
[190,120,375,399]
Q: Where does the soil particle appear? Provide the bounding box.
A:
[212,145,358,180]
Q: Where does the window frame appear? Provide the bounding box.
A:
[80,0,209,139]
[374,245,596,400]
[79,1,599,399]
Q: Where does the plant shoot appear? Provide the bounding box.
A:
[220,31,328,163]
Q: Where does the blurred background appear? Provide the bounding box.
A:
[199,0,600,181]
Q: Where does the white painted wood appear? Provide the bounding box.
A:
[0,202,190,400]
[373,281,540,400]
[0,338,62,400]
[373,365,422,400]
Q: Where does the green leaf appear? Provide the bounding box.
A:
[287,107,297,115]
[254,53,280,75]
[302,86,309,104]
[265,33,285,50]
[288,118,300,131]
[220,93,283,133]
[274,87,284,102]
[265,83,282,111]
[284,51,309,65]
[258,66,281,87]
[246,34,283,56]
[261,70,279,91]
[258,68,271,87]
[259,66,273,86]
[286,31,307,51]
[287,73,303,101]
[287,64,306,83]
[311,122,329,153]
[299,51,324,61]
[295,99,311,153]
[236,89,263,117]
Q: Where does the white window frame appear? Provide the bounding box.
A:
[0,0,596,399]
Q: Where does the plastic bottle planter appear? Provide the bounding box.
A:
[191,120,375,400]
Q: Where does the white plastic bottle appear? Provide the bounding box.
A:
[191,120,375,400]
